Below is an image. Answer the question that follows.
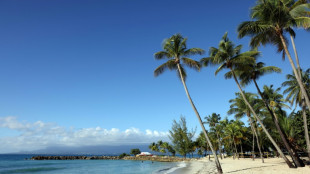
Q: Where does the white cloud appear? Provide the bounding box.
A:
[0,116,169,153]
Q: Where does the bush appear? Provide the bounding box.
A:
[119,153,129,159]
[130,148,141,156]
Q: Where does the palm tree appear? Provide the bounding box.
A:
[261,85,305,166]
[154,34,223,173]
[262,85,291,121]
[161,142,170,156]
[149,142,159,154]
[204,113,223,159]
[281,0,310,77]
[200,32,295,168]
[237,0,310,115]
[228,92,264,162]
[223,120,245,159]
[236,60,304,167]
[283,69,310,159]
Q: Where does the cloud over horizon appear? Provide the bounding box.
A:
[0,116,169,153]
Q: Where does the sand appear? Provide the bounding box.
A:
[178,157,310,174]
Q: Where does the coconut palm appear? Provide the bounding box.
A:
[223,120,245,159]
[261,85,305,166]
[149,142,159,153]
[154,34,223,173]
[235,60,304,167]
[200,32,295,168]
[283,69,310,159]
[204,113,223,159]
[228,92,264,162]
[281,0,310,76]
[262,85,292,126]
[238,0,310,114]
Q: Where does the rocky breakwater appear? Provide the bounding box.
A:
[31,156,120,160]
[123,156,191,162]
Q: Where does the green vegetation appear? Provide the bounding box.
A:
[154,33,223,172]
[168,116,195,158]
[150,0,310,173]
[130,148,141,156]
[148,141,175,156]
[119,153,130,159]
[153,0,310,171]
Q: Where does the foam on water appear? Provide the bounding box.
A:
[154,161,187,174]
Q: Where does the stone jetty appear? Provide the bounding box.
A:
[31,156,119,160]
[30,155,192,162]
[123,156,191,162]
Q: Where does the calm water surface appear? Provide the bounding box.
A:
[0,154,185,174]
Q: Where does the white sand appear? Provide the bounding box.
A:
[182,157,310,174]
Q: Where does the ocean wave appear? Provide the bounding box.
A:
[154,162,187,174]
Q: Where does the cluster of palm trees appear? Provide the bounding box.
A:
[148,140,175,156]
[153,0,309,173]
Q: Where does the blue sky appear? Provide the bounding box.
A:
[0,0,309,153]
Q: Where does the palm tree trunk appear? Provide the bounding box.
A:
[279,32,310,115]
[255,121,264,163]
[252,125,255,161]
[216,132,223,160]
[241,144,244,159]
[176,63,223,173]
[290,35,310,160]
[233,138,238,160]
[302,99,310,159]
[231,69,295,168]
[253,79,303,167]
[249,115,264,163]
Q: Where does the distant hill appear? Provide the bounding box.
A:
[15,144,151,155]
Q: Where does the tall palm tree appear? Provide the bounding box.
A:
[200,32,295,168]
[204,113,223,159]
[281,0,310,77]
[149,142,159,154]
[236,60,304,167]
[223,120,245,160]
[154,34,223,173]
[238,0,310,114]
[261,85,305,166]
[228,92,264,162]
[283,69,310,159]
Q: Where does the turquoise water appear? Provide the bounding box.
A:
[0,155,184,174]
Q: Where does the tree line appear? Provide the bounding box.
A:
[153,0,310,173]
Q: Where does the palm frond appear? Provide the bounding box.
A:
[224,71,233,80]
[215,63,227,76]
[154,60,177,77]
[184,48,205,56]
[200,57,215,67]
[181,58,201,71]
[154,51,171,60]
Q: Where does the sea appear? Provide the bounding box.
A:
[0,154,187,174]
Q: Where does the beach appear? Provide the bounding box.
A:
[173,157,310,174]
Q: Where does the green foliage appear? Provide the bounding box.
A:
[130,148,141,156]
[289,110,310,150]
[200,32,258,77]
[149,142,159,153]
[238,0,310,57]
[154,34,204,81]
[149,141,175,156]
[119,153,129,159]
[282,68,310,107]
[169,116,195,158]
